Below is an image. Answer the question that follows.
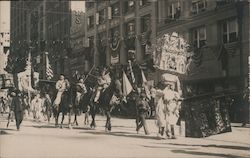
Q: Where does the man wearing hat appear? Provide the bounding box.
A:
[11,90,24,130]
[75,77,87,106]
[136,91,150,135]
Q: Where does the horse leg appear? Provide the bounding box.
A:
[105,110,111,132]
[60,112,64,129]
[68,109,72,129]
[55,111,59,127]
[90,113,96,129]
[74,113,78,126]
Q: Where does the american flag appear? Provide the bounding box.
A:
[45,54,53,80]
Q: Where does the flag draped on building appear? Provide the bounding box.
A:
[122,71,133,97]
[45,53,53,80]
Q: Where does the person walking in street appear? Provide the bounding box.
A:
[12,90,24,131]
[6,91,15,128]
[22,94,29,120]
[43,93,52,123]
[31,93,43,122]
[0,97,5,116]
[241,88,249,127]
[136,92,150,135]
[163,84,181,139]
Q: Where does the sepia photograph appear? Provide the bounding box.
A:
[0,0,250,157]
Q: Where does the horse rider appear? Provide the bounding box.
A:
[94,68,111,103]
[75,77,87,106]
[54,74,70,108]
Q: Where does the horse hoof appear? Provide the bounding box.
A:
[60,125,63,129]
[69,125,72,129]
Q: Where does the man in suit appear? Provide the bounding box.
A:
[12,90,24,131]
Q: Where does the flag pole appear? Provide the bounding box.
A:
[45,52,48,80]
[27,49,32,106]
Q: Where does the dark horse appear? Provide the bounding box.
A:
[89,80,121,132]
[72,84,94,126]
[53,86,74,129]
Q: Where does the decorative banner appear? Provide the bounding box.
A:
[110,29,120,64]
[153,32,191,74]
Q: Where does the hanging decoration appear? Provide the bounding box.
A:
[153,32,192,74]
[110,28,121,64]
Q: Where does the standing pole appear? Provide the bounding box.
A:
[27,50,32,106]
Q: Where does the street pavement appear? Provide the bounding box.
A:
[0,114,250,158]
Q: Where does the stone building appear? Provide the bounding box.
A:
[10,0,71,79]
[156,0,250,122]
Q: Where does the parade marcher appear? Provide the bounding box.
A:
[6,92,15,127]
[12,90,24,131]
[94,68,111,103]
[43,93,52,123]
[54,74,67,107]
[136,92,150,135]
[241,88,248,127]
[163,84,181,139]
[31,93,43,121]
[75,77,87,106]
[22,94,29,119]
[0,97,5,115]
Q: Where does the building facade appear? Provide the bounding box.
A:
[85,0,157,68]
[156,0,250,122]
[69,10,88,76]
[10,0,71,79]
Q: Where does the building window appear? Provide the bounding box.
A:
[98,9,106,25]
[111,2,120,18]
[216,0,234,7]
[86,2,94,10]
[141,14,151,33]
[139,0,150,7]
[126,21,135,37]
[192,26,206,48]
[168,1,181,20]
[191,0,207,15]
[124,1,135,14]
[222,18,238,43]
[87,15,94,29]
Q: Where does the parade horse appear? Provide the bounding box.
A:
[53,85,74,129]
[89,80,121,132]
[71,84,94,126]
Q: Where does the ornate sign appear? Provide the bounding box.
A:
[153,32,191,74]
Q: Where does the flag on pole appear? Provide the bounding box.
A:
[45,53,53,80]
[141,69,151,99]
[122,71,133,96]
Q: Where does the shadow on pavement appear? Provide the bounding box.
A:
[154,142,250,152]
[81,130,159,140]
[0,129,14,135]
[171,149,247,158]
[159,143,250,151]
